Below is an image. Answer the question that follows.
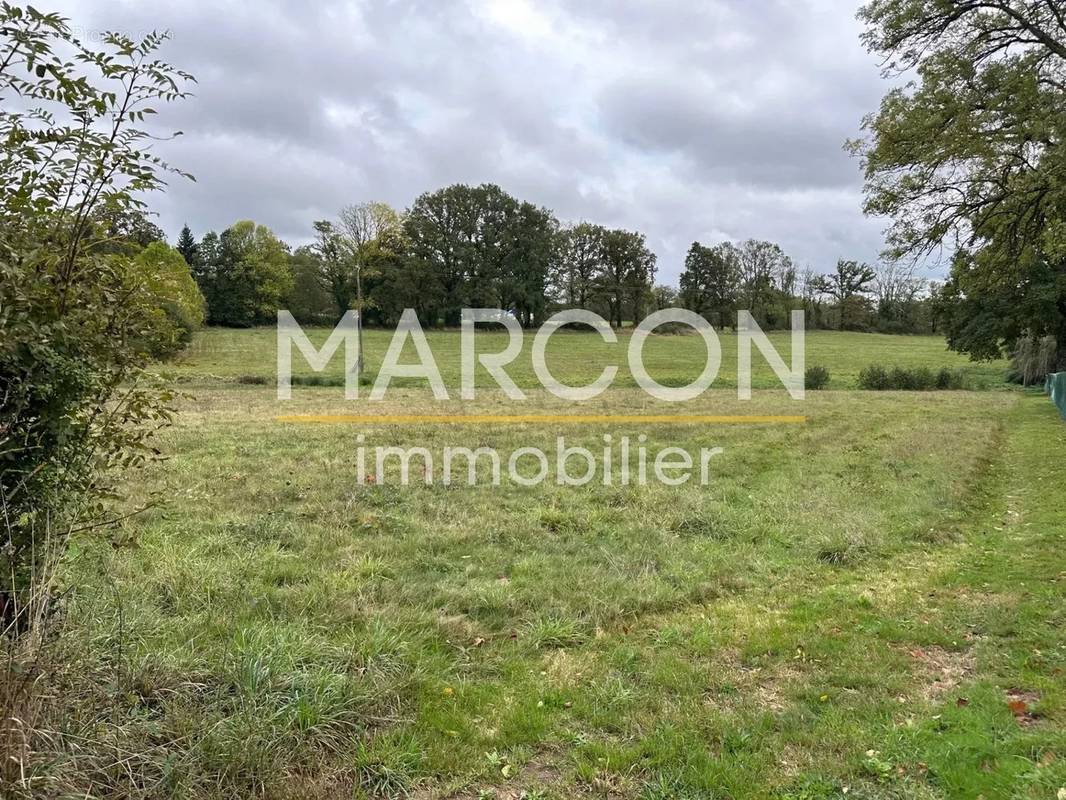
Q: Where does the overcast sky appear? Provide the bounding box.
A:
[57,0,897,285]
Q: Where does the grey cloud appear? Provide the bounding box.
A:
[52,0,905,283]
[597,75,859,189]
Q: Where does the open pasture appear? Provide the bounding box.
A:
[41,331,1065,799]
[169,327,1011,391]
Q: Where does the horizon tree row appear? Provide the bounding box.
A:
[178,183,658,329]
[678,240,937,334]
[172,181,937,333]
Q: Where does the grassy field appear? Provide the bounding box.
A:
[169,327,1011,390]
[32,330,1066,799]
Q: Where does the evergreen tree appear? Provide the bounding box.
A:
[176,223,199,266]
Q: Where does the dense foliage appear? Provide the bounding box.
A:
[0,6,195,611]
[678,240,934,333]
[180,202,933,334]
[856,0,1066,370]
[133,242,206,358]
[194,220,291,327]
[182,186,663,330]
[858,364,966,391]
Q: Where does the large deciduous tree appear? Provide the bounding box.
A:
[92,204,167,254]
[336,202,404,323]
[678,241,741,327]
[404,184,558,327]
[872,259,925,330]
[311,219,351,317]
[404,185,480,326]
[854,0,1066,365]
[133,242,206,358]
[596,228,657,328]
[286,245,334,324]
[737,239,793,326]
[500,201,556,327]
[553,223,607,309]
[198,221,293,327]
[812,260,877,330]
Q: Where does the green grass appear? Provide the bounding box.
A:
[167,327,1011,390]
[26,330,1065,799]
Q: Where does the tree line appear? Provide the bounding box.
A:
[175,183,658,330]
[678,242,936,334]
[174,183,937,334]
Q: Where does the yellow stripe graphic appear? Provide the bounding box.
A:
[275,414,806,425]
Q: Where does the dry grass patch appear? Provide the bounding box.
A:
[903,645,976,704]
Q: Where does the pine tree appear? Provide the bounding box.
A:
[176,223,199,266]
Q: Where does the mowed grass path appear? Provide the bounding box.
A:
[50,371,1066,798]
[168,327,1010,390]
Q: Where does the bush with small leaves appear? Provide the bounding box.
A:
[1,8,194,618]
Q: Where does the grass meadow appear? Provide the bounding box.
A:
[32,329,1066,799]
[169,327,1011,390]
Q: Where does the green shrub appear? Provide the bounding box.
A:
[804,366,830,390]
[935,367,965,389]
[915,366,936,389]
[239,373,375,388]
[133,242,206,360]
[890,366,933,390]
[290,372,374,387]
[1,11,193,622]
[859,364,967,390]
[654,320,698,335]
[857,364,891,390]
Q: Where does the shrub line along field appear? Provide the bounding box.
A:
[168,328,1011,391]
[40,329,1064,799]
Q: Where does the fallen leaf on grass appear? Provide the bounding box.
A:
[1006,689,1041,725]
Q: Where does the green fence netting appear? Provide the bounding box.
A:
[1046,372,1066,418]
